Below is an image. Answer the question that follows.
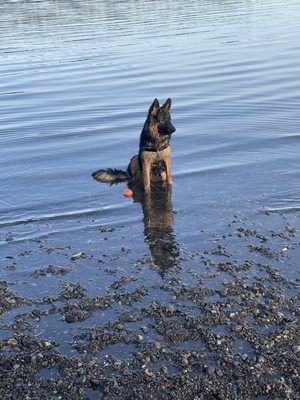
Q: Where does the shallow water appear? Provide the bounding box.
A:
[1,0,300,271]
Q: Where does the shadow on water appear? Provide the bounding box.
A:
[129,183,180,277]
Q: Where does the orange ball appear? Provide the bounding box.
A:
[122,188,133,198]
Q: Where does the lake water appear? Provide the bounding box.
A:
[0,1,300,397]
[1,0,300,263]
[0,0,299,269]
[1,0,300,229]
[1,0,300,266]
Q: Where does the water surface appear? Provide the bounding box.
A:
[0,0,299,276]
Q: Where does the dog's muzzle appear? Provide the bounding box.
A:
[159,123,176,135]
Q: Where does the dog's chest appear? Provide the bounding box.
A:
[141,146,171,163]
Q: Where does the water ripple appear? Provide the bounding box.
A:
[1,0,300,235]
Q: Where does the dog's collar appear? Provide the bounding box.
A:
[142,143,169,152]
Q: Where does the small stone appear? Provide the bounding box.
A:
[65,313,77,323]
[7,338,18,347]
[6,298,16,304]
[154,341,161,350]
[141,325,150,333]
[71,251,86,260]
[182,357,189,366]
[293,345,300,353]
[145,368,154,378]
[234,325,243,333]
[91,379,100,388]
[207,367,215,375]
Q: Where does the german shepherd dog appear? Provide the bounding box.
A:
[92,98,176,192]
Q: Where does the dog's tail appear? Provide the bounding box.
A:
[92,168,129,184]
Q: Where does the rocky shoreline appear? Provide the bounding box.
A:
[1,215,299,399]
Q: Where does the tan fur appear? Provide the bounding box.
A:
[149,123,160,142]
[141,145,171,162]
[128,146,171,189]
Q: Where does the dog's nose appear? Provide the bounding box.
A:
[169,125,176,133]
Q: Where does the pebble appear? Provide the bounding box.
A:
[141,325,150,333]
[64,313,77,323]
[154,340,161,350]
[293,345,300,353]
[7,338,18,347]
[144,368,154,378]
[0,220,298,400]
[6,298,16,304]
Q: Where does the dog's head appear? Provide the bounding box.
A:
[148,98,176,136]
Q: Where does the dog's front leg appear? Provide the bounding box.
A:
[143,158,152,192]
[165,156,172,186]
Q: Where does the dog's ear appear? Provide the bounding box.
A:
[149,98,160,117]
[162,98,172,112]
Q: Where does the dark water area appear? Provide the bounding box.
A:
[0,1,300,398]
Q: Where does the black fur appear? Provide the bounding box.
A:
[92,168,128,184]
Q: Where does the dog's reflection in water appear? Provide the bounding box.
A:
[130,184,180,276]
